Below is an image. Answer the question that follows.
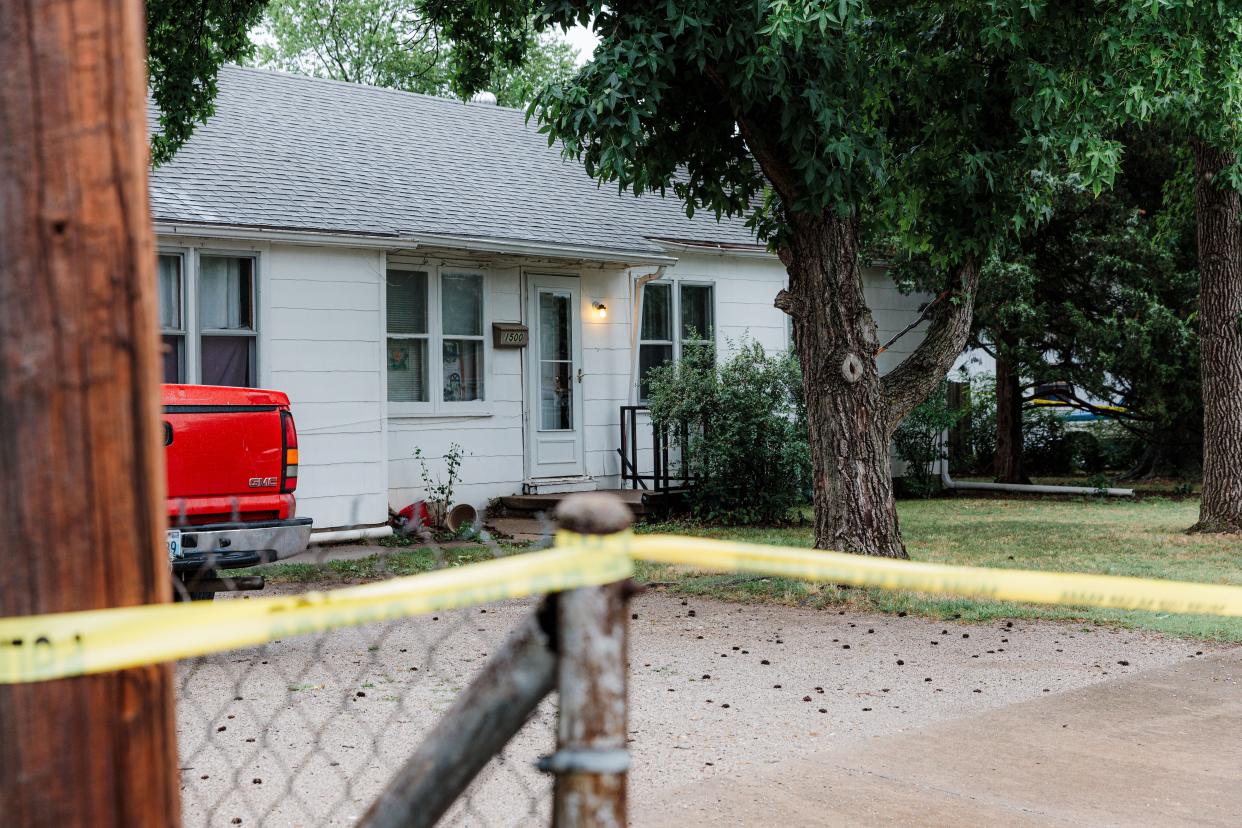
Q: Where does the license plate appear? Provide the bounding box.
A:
[167,529,183,560]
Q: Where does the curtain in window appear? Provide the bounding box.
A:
[158,255,182,329]
[201,336,252,387]
[200,257,254,330]
[158,255,184,383]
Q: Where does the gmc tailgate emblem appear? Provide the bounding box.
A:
[248,476,278,488]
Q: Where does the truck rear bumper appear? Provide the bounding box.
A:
[171,517,313,573]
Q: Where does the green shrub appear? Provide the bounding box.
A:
[1023,406,1071,474]
[948,370,996,476]
[645,340,809,524]
[893,382,962,497]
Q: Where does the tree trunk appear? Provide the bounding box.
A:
[0,1,181,826]
[780,215,907,557]
[993,355,1030,484]
[1190,141,1242,533]
[777,214,979,558]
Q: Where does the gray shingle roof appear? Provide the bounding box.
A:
[150,66,762,258]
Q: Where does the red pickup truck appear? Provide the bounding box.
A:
[164,385,312,598]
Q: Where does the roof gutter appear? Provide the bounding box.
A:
[403,231,677,266]
[650,238,776,260]
[154,221,407,250]
[153,221,679,266]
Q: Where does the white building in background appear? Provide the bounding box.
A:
[150,66,931,532]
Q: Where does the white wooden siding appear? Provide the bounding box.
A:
[264,244,389,529]
[160,237,932,528]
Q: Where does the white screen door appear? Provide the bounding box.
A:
[527,274,585,478]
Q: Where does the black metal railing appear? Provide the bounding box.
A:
[617,405,694,493]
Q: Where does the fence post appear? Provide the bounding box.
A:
[0,1,180,825]
[550,493,633,828]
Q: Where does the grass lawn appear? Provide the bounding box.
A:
[239,537,518,583]
[636,497,1242,642]
[247,497,1242,642]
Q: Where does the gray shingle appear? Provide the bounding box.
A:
[149,66,762,257]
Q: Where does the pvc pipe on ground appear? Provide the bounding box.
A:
[939,464,1134,497]
[309,525,395,545]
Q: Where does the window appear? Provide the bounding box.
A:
[441,273,485,402]
[158,254,185,383]
[387,271,430,402]
[538,290,574,430]
[387,268,487,410]
[156,251,258,387]
[637,280,714,400]
[199,256,257,387]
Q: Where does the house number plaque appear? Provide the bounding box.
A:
[492,322,529,348]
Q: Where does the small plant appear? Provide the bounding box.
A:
[1087,472,1112,495]
[414,442,465,528]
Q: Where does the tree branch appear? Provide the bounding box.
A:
[881,257,980,431]
[701,64,804,206]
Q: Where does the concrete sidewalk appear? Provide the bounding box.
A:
[638,648,1242,826]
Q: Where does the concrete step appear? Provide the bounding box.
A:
[498,488,682,518]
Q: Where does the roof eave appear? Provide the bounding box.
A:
[405,231,677,266]
[154,221,406,250]
[153,221,678,266]
[648,237,777,259]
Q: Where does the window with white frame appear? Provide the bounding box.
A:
[158,254,186,383]
[199,255,257,387]
[637,280,715,400]
[157,251,258,387]
[386,268,486,409]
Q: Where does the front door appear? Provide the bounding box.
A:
[527,274,585,479]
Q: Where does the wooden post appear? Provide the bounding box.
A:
[0,1,180,826]
[551,493,633,828]
[359,604,559,828]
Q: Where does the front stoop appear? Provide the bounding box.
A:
[499,488,657,518]
[521,476,599,495]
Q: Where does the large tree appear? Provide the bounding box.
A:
[1101,5,1242,531]
[253,0,579,107]
[425,1,1118,557]
[948,130,1201,482]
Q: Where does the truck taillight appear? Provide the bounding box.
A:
[280,409,299,493]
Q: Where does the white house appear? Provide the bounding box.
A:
[149,66,930,532]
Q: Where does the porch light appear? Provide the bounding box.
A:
[592,301,608,319]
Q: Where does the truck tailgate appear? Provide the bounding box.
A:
[163,385,289,521]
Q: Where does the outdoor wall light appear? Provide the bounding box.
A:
[592,301,608,319]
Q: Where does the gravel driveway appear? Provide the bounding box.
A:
[177,591,1221,826]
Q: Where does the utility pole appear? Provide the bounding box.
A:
[0,1,181,825]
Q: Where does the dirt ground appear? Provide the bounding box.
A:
[177,591,1228,827]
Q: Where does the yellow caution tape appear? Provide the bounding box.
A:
[0,543,632,685]
[622,533,1242,618]
[4,528,1242,685]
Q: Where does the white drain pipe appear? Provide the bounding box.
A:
[939,460,1134,497]
[309,525,394,545]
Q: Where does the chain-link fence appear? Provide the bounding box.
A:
[175,509,561,827]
